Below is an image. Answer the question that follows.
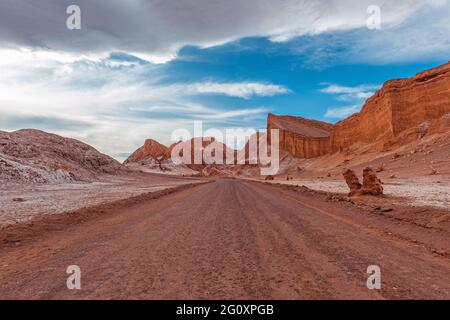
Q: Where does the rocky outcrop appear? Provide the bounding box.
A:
[331,62,450,152]
[168,137,234,167]
[0,129,121,183]
[343,169,362,196]
[343,167,383,196]
[124,139,169,164]
[125,137,235,176]
[270,63,450,159]
[361,167,383,195]
[267,114,332,158]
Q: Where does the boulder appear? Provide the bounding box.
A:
[361,167,383,195]
[342,169,362,196]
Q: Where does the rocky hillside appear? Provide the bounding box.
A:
[0,129,121,183]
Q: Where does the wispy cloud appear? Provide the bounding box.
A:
[181,82,291,99]
[319,84,380,95]
[321,83,381,119]
[199,108,269,120]
[0,49,278,160]
[320,83,380,102]
[324,105,360,119]
[286,2,450,68]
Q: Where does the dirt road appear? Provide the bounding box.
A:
[0,180,449,299]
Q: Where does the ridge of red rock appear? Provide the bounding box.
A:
[267,113,333,158]
[125,62,450,171]
[124,139,169,164]
[268,62,450,158]
[330,61,450,152]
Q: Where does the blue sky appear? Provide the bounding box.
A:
[0,0,449,160]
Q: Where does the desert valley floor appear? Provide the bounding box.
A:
[1,179,449,299]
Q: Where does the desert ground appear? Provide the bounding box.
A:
[1,180,449,299]
[0,172,206,225]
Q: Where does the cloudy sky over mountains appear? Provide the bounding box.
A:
[0,0,449,159]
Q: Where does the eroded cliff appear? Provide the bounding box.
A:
[330,62,450,152]
[269,62,450,158]
[267,114,333,158]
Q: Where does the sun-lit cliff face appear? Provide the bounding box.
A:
[267,114,333,158]
[269,62,450,157]
[330,62,450,153]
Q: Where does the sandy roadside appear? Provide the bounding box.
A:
[0,173,207,226]
[243,175,450,210]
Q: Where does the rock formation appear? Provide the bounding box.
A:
[267,114,332,158]
[265,62,450,162]
[125,137,234,176]
[123,63,450,178]
[0,129,121,183]
[330,62,450,152]
[168,137,234,168]
[124,139,169,164]
[361,167,383,195]
[343,168,383,196]
[238,131,266,164]
[342,169,362,196]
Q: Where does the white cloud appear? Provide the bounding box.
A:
[0,49,275,160]
[321,83,380,119]
[0,0,447,63]
[200,108,269,120]
[325,105,361,119]
[181,82,291,99]
[320,84,379,94]
[320,83,380,101]
[288,2,450,67]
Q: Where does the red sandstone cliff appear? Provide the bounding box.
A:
[125,63,450,168]
[330,62,450,152]
[267,114,333,158]
[268,62,450,158]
